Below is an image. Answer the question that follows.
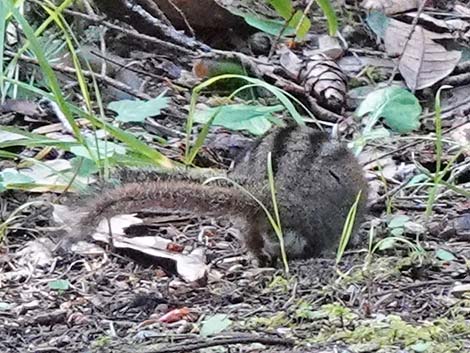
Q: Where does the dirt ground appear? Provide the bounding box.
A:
[2,1,470,352]
[2,194,470,353]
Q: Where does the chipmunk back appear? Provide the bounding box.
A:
[65,125,367,266]
[230,125,368,260]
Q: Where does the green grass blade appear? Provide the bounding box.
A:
[0,1,8,101]
[0,125,81,149]
[315,0,338,35]
[185,107,221,165]
[184,73,309,164]
[5,0,84,144]
[425,85,451,218]
[267,151,288,273]
[2,79,174,169]
[336,190,362,264]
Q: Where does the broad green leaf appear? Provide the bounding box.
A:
[243,14,295,36]
[48,279,70,291]
[267,0,293,20]
[378,237,397,251]
[436,249,456,262]
[407,174,428,186]
[200,314,232,337]
[390,227,404,237]
[108,94,168,122]
[388,214,410,228]
[356,86,422,133]
[366,11,389,39]
[0,302,12,311]
[194,104,283,135]
[289,10,311,39]
[409,341,431,352]
[70,157,99,177]
[70,138,126,160]
[315,0,338,36]
[0,1,7,100]
[3,79,174,168]
[350,127,390,156]
[0,170,34,185]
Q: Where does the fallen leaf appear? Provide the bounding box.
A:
[435,249,456,262]
[388,214,410,228]
[158,307,190,323]
[4,159,93,192]
[15,238,55,267]
[384,20,461,90]
[194,104,283,135]
[450,283,470,298]
[167,242,185,253]
[200,313,232,336]
[409,341,431,353]
[91,221,208,283]
[48,279,70,291]
[355,86,422,133]
[362,0,421,16]
[108,93,168,123]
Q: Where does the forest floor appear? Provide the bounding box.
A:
[1,1,470,352]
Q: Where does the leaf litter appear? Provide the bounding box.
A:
[1,0,470,352]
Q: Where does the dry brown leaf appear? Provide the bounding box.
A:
[450,122,470,155]
[384,20,461,90]
[361,0,421,15]
[403,12,470,34]
[91,217,208,283]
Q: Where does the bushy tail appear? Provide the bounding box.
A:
[78,180,258,233]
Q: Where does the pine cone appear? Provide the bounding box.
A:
[298,54,347,113]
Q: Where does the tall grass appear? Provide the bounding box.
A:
[1,0,173,188]
[184,73,321,165]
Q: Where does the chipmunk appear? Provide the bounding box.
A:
[65,124,368,266]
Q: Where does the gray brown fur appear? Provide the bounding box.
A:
[230,125,368,260]
[69,125,367,266]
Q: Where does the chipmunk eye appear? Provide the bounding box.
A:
[328,170,341,183]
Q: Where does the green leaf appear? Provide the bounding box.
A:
[378,237,397,251]
[409,341,431,352]
[436,249,456,262]
[0,302,12,311]
[267,0,293,20]
[362,127,391,141]
[70,138,126,160]
[0,170,35,186]
[243,14,295,36]
[407,174,428,186]
[295,301,315,319]
[194,104,283,135]
[70,157,99,177]
[390,227,404,237]
[3,78,174,169]
[48,279,70,291]
[388,214,410,229]
[366,11,389,39]
[108,94,168,122]
[0,1,8,100]
[200,314,232,337]
[315,0,338,36]
[5,0,85,144]
[289,10,311,39]
[356,86,422,133]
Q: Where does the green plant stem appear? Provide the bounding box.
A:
[267,152,288,273]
